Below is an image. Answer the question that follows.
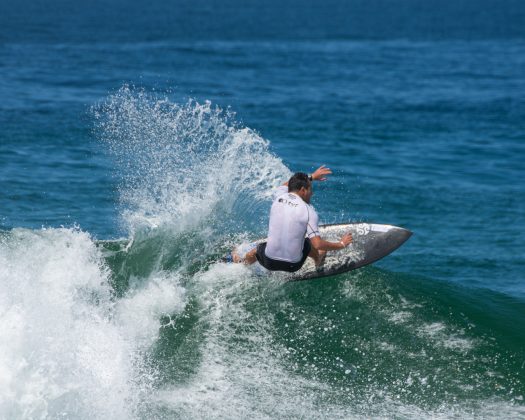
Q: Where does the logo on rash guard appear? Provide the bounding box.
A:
[278,198,298,207]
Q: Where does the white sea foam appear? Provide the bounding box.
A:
[417,322,475,352]
[114,271,186,349]
[0,228,186,419]
[387,310,413,324]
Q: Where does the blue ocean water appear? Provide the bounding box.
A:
[1,1,524,418]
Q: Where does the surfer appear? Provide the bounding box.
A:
[233,165,353,272]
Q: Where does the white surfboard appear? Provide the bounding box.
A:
[239,222,412,281]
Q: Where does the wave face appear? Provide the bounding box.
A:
[1,229,524,419]
[1,89,524,419]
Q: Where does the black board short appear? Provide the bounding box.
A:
[256,238,312,273]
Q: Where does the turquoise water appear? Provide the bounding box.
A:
[1,1,524,418]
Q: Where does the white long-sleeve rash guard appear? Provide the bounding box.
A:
[264,186,320,263]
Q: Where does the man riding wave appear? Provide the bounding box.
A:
[233,165,353,272]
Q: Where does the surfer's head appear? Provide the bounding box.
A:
[288,172,313,203]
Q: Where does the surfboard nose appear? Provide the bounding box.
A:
[363,224,412,267]
[392,227,412,246]
[383,227,412,254]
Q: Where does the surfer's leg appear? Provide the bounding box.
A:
[231,246,257,264]
[231,242,258,264]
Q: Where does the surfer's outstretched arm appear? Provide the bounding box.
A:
[281,165,332,186]
[310,165,332,182]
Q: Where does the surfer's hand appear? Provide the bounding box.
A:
[340,233,353,247]
[311,165,332,181]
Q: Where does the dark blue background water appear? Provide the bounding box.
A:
[1,1,524,418]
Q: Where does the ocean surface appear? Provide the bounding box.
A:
[1,1,524,418]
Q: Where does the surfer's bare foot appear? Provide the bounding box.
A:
[244,248,257,265]
[315,250,327,267]
[232,250,242,263]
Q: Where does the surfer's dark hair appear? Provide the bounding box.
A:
[288,172,311,192]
